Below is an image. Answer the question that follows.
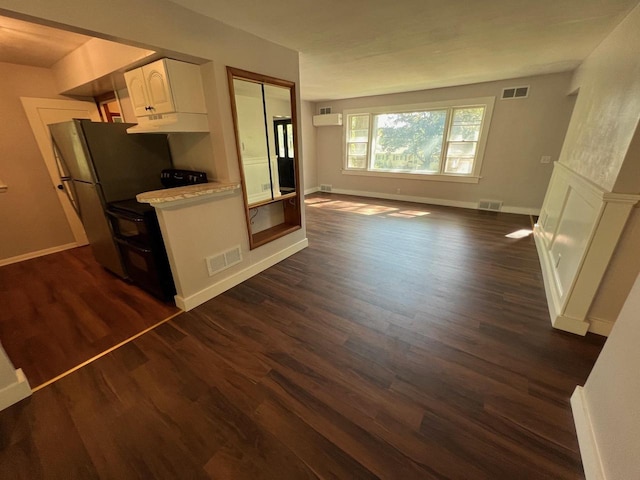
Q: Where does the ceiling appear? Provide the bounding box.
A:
[0,16,91,68]
[167,0,639,101]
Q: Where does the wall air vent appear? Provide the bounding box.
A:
[320,184,333,192]
[205,245,243,277]
[478,199,503,212]
[319,107,332,115]
[501,86,529,100]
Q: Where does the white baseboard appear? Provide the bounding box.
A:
[571,387,606,480]
[587,317,615,337]
[304,186,320,195]
[321,188,540,216]
[0,242,78,267]
[552,314,590,335]
[0,368,31,411]
[175,238,309,311]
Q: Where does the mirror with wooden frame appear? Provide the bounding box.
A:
[227,67,302,250]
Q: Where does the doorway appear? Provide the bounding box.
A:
[274,118,295,194]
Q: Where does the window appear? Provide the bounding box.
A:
[344,97,494,182]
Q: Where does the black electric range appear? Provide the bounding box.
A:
[105,169,208,301]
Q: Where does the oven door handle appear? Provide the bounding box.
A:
[114,236,152,254]
[106,210,146,223]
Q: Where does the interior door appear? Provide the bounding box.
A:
[21,97,102,246]
[274,118,295,193]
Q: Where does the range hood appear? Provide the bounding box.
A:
[126,112,209,134]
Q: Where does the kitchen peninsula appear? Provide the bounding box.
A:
[136,180,306,312]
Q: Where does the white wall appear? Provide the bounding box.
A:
[559,5,640,193]
[535,4,640,335]
[314,72,575,212]
[0,61,75,261]
[588,207,640,326]
[574,272,640,479]
[301,100,318,192]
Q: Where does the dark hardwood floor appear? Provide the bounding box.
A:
[0,246,178,387]
[0,193,605,479]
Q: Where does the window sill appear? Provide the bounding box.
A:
[341,169,480,184]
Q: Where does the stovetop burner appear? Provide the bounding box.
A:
[160,169,208,188]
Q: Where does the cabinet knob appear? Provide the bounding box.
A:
[145,106,152,111]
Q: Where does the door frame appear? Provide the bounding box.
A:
[21,97,102,246]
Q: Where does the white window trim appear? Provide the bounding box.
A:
[342,96,495,183]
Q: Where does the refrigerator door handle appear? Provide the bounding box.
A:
[52,136,82,218]
[62,178,81,218]
[52,136,71,179]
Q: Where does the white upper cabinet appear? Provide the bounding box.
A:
[124,58,207,118]
[126,68,151,117]
[145,63,174,114]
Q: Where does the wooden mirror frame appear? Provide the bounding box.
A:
[227,67,302,250]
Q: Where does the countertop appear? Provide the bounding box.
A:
[137,182,241,208]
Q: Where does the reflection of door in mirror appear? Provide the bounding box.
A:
[274,119,295,194]
[227,67,302,250]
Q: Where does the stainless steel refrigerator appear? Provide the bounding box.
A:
[49,119,172,278]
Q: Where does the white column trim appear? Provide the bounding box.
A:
[535,162,640,336]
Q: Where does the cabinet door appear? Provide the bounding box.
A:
[124,68,151,117]
[143,60,175,114]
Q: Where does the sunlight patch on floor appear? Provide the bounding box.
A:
[505,229,533,239]
[305,199,430,218]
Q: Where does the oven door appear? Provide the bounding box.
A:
[114,237,174,300]
[106,209,151,247]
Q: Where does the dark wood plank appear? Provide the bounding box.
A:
[0,246,178,386]
[0,193,605,479]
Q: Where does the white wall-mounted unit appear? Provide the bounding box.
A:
[124,58,208,133]
[313,113,342,127]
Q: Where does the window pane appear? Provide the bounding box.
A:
[349,129,369,142]
[348,143,367,155]
[350,114,369,129]
[277,124,285,156]
[444,157,474,174]
[348,155,367,169]
[371,110,446,173]
[287,123,294,158]
[449,125,480,141]
[349,115,369,142]
[447,142,476,157]
[452,107,484,125]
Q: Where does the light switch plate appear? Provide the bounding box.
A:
[540,155,552,164]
